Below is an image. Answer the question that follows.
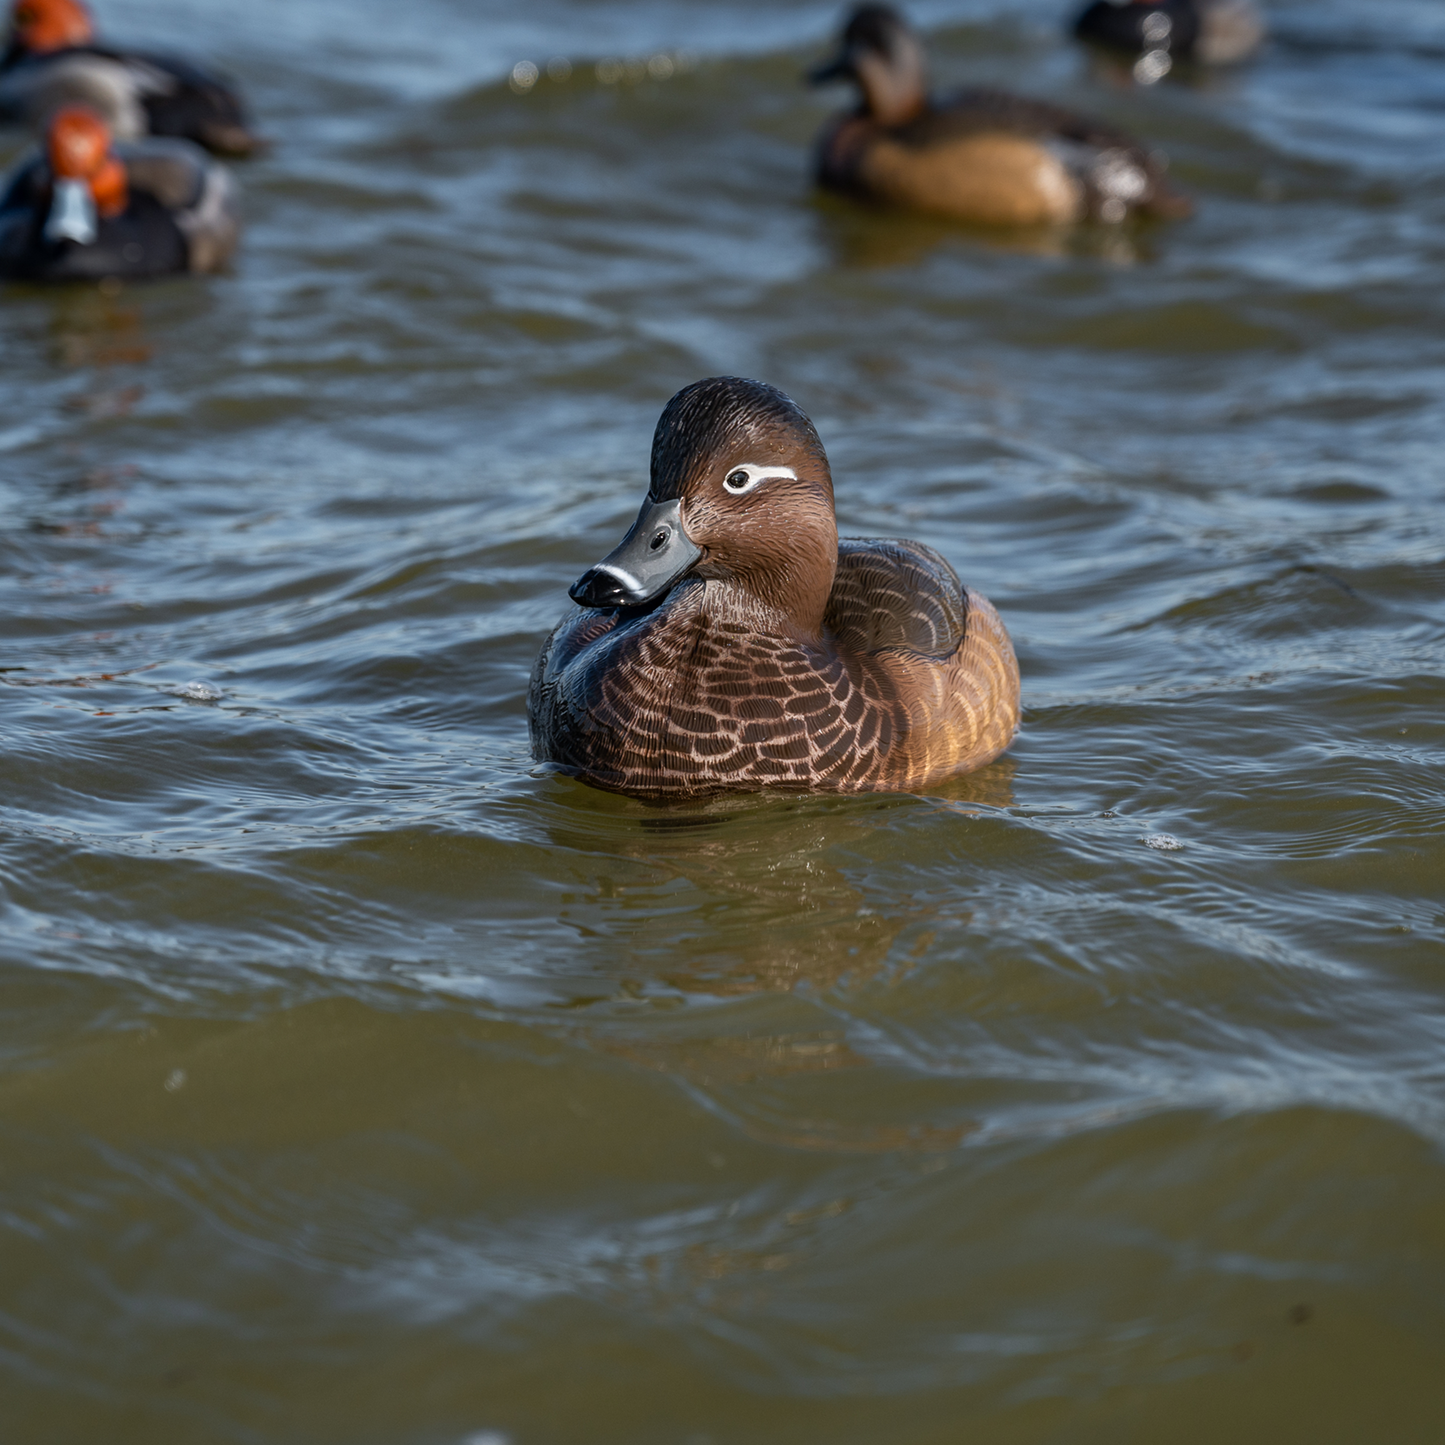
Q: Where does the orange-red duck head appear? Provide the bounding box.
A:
[45,105,127,244]
[10,0,95,55]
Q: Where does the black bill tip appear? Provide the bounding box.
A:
[568,565,638,609]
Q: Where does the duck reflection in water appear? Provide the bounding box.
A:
[539,765,1014,1159]
[41,270,149,365]
[814,191,1160,268]
[807,4,1191,228]
[543,758,1015,1001]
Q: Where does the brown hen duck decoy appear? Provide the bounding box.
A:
[809,3,1191,226]
[528,377,1020,800]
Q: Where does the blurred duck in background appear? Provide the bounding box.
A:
[0,0,259,155]
[1072,0,1265,74]
[808,4,1191,227]
[0,104,238,280]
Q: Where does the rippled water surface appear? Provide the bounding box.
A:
[3,0,1444,1439]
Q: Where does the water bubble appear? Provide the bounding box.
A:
[546,56,572,82]
[595,58,623,84]
[509,60,539,93]
[169,680,222,701]
[647,53,675,80]
[1143,833,1184,852]
[164,1069,187,1092]
[1141,11,1172,43]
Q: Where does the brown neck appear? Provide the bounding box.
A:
[701,520,838,643]
[855,39,929,126]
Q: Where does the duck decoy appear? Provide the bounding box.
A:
[0,0,259,156]
[1072,0,1264,68]
[808,3,1191,226]
[529,376,1020,800]
[0,105,239,280]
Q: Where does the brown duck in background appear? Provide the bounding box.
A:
[529,377,1020,800]
[809,3,1191,226]
[1072,0,1265,70]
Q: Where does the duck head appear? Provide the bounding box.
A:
[570,377,839,638]
[809,4,929,127]
[8,0,94,57]
[45,105,127,245]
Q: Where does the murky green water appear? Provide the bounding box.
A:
[2,0,1444,1440]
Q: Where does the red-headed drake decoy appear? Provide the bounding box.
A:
[0,0,259,156]
[529,376,1020,799]
[0,104,238,280]
[809,3,1191,226]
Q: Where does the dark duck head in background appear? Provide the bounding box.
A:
[808,3,1191,226]
[528,376,1020,800]
[1072,0,1265,76]
[0,103,239,280]
[0,0,260,156]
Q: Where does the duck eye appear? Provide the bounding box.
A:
[724,469,750,492]
[649,526,670,551]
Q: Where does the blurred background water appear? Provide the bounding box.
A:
[2,0,1444,1440]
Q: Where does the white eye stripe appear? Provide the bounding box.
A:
[722,464,797,495]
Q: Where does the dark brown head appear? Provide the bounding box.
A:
[570,377,839,638]
[808,4,929,126]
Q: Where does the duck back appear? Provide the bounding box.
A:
[0,45,254,153]
[529,537,1018,799]
[819,87,1190,224]
[126,49,255,155]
